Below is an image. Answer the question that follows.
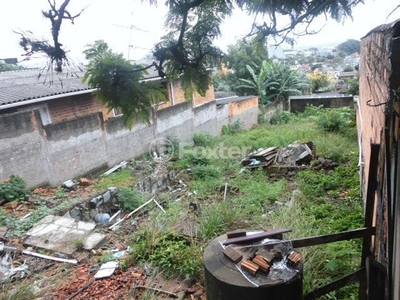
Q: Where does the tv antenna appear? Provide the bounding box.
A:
[112,24,149,60]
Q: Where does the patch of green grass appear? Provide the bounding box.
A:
[131,228,202,279]
[93,169,134,192]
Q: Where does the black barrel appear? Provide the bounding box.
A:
[204,234,303,300]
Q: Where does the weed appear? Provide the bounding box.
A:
[117,187,146,211]
[192,132,215,147]
[73,238,84,251]
[0,175,30,202]
[0,282,36,300]
[192,166,221,180]
[221,120,245,135]
[99,253,115,264]
[131,229,202,279]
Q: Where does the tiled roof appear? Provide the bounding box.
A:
[0,64,162,108]
[0,68,91,107]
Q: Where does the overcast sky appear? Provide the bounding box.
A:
[0,0,399,66]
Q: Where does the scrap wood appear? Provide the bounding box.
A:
[134,285,178,298]
[222,228,292,245]
[22,250,78,264]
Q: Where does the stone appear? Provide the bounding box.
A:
[83,233,107,250]
[102,191,111,203]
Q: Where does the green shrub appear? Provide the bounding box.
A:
[269,111,293,125]
[117,187,146,211]
[315,107,355,133]
[222,120,245,135]
[131,230,202,279]
[192,165,222,180]
[192,132,215,147]
[0,175,30,202]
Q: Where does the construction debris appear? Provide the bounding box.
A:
[241,142,315,170]
[241,259,259,276]
[94,261,118,279]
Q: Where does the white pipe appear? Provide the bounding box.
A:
[22,250,78,264]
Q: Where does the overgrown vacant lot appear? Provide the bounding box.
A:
[0,106,362,299]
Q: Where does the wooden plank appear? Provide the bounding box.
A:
[223,246,243,263]
[222,229,291,246]
[359,144,380,300]
[250,147,278,157]
[303,268,365,300]
[291,227,376,248]
[366,257,386,300]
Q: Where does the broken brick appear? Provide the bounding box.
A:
[241,259,259,276]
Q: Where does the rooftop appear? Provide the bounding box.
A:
[0,64,162,109]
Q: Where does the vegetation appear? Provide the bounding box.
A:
[308,71,335,93]
[127,106,362,299]
[0,175,30,203]
[117,187,146,211]
[0,61,22,72]
[214,39,269,94]
[236,60,311,104]
[337,39,361,55]
[82,40,166,127]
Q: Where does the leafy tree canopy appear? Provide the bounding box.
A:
[82,40,166,127]
[337,39,361,55]
[214,39,269,95]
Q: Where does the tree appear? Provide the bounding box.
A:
[308,71,334,93]
[343,65,354,72]
[17,0,364,125]
[15,0,85,72]
[82,41,166,127]
[214,39,269,95]
[337,39,361,55]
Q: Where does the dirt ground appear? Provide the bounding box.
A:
[0,165,206,300]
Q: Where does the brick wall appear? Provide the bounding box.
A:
[359,27,391,195]
[228,97,258,117]
[48,93,113,123]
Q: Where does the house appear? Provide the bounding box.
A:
[0,65,215,124]
[357,19,400,299]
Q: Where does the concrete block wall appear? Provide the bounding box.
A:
[104,117,156,167]
[0,97,259,188]
[43,113,108,185]
[0,111,49,187]
[193,101,219,135]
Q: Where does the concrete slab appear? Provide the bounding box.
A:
[24,215,102,255]
[83,233,107,250]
